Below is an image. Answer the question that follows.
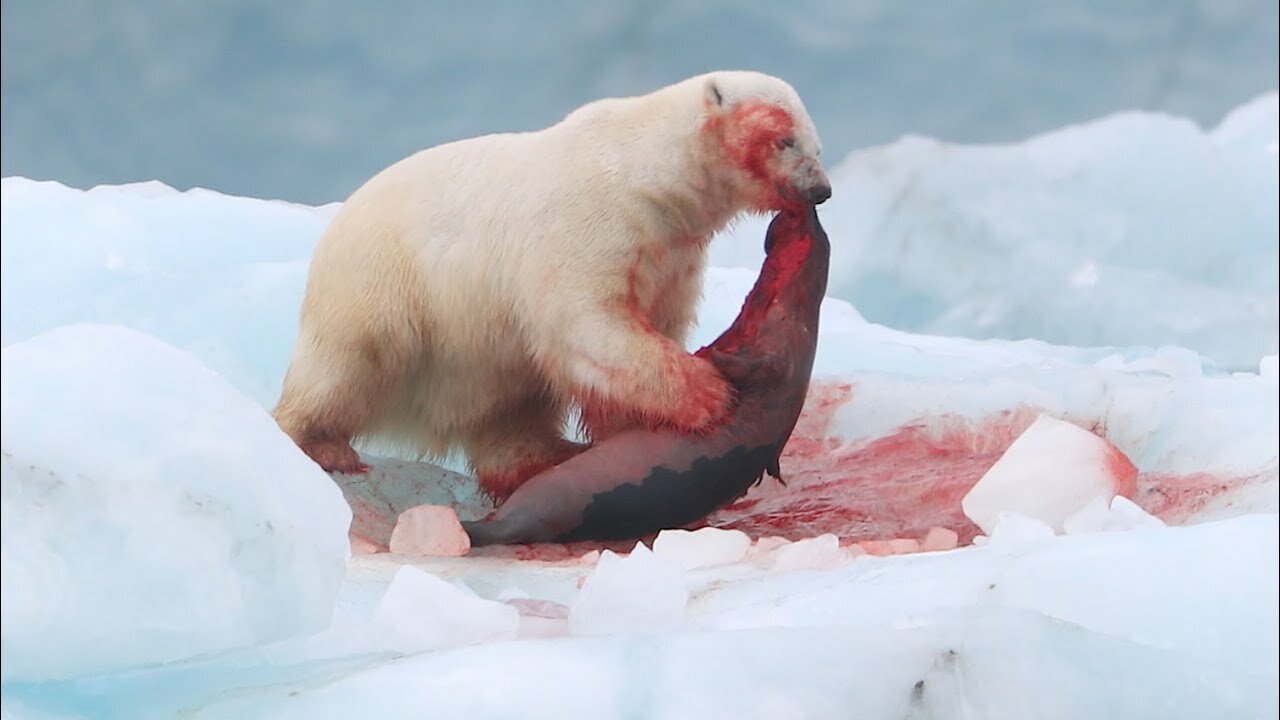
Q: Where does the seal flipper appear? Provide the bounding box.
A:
[766,452,785,486]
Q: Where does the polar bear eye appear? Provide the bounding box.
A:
[776,136,796,151]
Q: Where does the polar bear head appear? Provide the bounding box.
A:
[700,71,831,212]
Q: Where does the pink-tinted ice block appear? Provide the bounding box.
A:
[961,414,1138,535]
[389,504,471,557]
[920,526,960,552]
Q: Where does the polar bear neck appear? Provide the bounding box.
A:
[555,87,755,244]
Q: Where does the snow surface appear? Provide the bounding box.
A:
[1,96,1277,717]
[4,517,1274,718]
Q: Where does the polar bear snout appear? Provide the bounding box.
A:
[807,181,832,204]
[780,162,832,206]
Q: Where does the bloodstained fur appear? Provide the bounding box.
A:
[477,456,568,504]
[576,244,733,442]
[574,101,803,444]
[723,102,795,184]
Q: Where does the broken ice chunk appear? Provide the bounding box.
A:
[389,504,471,557]
[886,538,922,555]
[771,534,847,571]
[856,538,924,556]
[1064,496,1166,535]
[920,527,960,552]
[568,544,687,636]
[961,414,1138,535]
[1060,496,1112,536]
[856,539,897,557]
[0,325,351,682]
[1107,496,1165,530]
[750,536,791,555]
[370,566,518,653]
[987,512,1056,549]
[652,527,752,570]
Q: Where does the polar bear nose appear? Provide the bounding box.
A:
[807,183,832,204]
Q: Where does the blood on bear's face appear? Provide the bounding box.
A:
[719,100,831,212]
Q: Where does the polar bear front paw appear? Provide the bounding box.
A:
[662,355,736,434]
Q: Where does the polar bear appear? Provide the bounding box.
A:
[273,70,830,500]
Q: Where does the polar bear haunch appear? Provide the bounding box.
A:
[273,70,829,500]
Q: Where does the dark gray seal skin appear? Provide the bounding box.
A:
[463,204,830,545]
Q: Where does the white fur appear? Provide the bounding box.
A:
[274,71,828,496]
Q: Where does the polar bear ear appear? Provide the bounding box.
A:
[705,79,725,108]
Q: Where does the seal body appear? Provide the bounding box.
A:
[464,204,830,545]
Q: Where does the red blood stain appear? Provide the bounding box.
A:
[703,100,795,209]
[576,247,731,441]
[723,102,794,185]
[577,351,731,441]
[702,227,814,359]
[478,456,570,504]
[624,248,662,332]
[704,393,1025,544]
[354,380,1267,563]
[1105,442,1139,499]
[697,382,1260,544]
[1134,471,1260,525]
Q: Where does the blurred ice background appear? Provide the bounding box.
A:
[2,0,1277,205]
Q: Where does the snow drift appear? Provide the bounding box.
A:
[0,325,351,682]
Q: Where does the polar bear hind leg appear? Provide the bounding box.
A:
[463,392,588,501]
